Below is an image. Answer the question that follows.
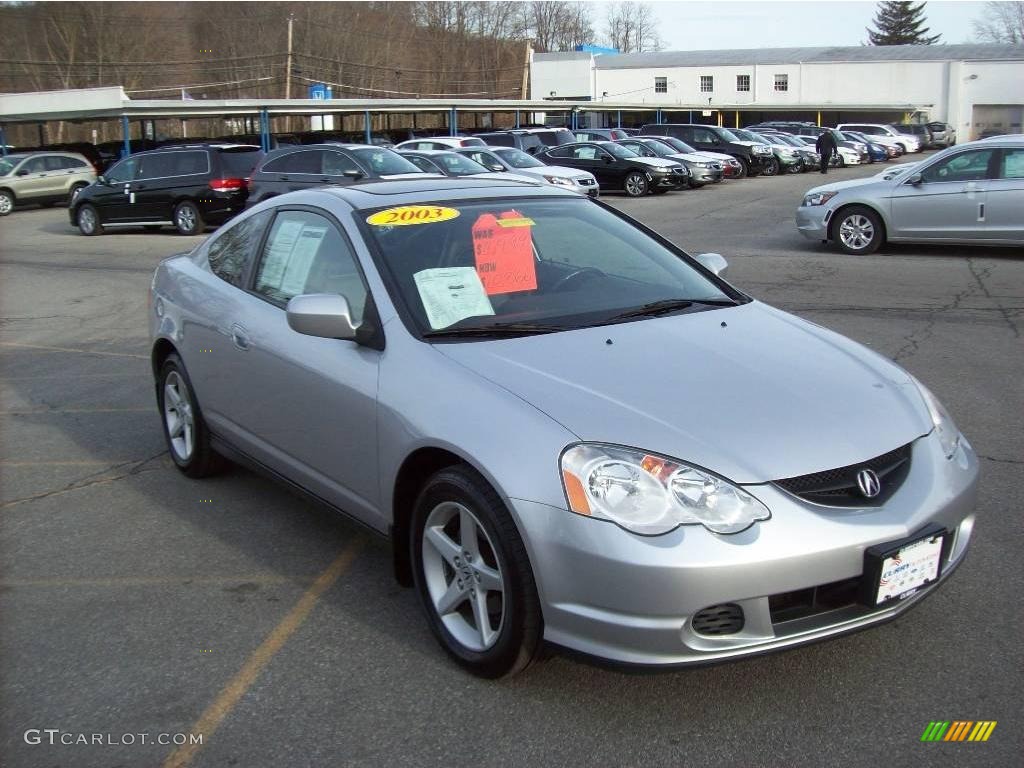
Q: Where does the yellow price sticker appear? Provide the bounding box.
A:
[366,205,460,227]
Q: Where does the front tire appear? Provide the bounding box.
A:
[832,206,884,255]
[174,200,204,235]
[622,172,649,197]
[68,183,87,206]
[734,158,749,179]
[762,157,780,176]
[156,353,225,478]
[412,466,542,678]
[0,189,14,216]
[77,204,102,236]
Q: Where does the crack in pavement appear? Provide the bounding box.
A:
[1,450,169,509]
[966,258,1021,339]
[978,454,1024,466]
[891,264,985,364]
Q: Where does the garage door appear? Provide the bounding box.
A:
[971,105,1023,140]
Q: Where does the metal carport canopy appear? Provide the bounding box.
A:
[0,87,925,123]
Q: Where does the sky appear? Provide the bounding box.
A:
[633,0,991,50]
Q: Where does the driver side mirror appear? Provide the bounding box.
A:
[695,252,728,276]
[907,173,923,186]
[287,293,358,341]
[488,163,504,172]
[342,169,364,179]
[602,155,614,163]
[96,175,107,185]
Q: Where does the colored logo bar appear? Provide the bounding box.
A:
[921,721,997,742]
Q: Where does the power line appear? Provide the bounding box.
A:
[126,76,277,94]
[0,53,285,67]
[294,51,524,75]
[291,74,521,99]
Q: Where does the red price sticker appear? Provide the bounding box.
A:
[472,211,538,295]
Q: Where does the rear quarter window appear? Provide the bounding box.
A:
[218,149,263,177]
[207,209,273,287]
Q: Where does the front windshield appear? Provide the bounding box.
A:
[602,142,638,159]
[731,129,765,144]
[350,147,423,176]
[0,156,26,175]
[716,128,740,141]
[494,147,544,169]
[361,198,737,336]
[656,136,698,154]
[637,140,674,157]
[433,152,490,176]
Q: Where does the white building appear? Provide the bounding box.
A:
[530,44,1024,138]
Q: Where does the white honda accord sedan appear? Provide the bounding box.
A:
[150,177,979,676]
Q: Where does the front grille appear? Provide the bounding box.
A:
[769,577,861,624]
[691,603,745,636]
[774,443,912,507]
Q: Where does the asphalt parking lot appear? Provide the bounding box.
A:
[1,159,1021,768]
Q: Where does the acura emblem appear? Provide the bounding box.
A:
[856,469,881,498]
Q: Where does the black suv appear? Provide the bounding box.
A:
[640,124,773,177]
[246,144,425,207]
[536,141,688,196]
[71,144,263,236]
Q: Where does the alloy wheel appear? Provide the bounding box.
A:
[0,192,13,215]
[421,501,506,651]
[623,173,648,197]
[163,370,195,461]
[176,205,197,233]
[78,206,97,234]
[838,214,874,252]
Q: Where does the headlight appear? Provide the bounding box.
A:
[914,380,962,459]
[543,175,573,187]
[779,150,796,158]
[560,444,770,536]
[802,190,837,206]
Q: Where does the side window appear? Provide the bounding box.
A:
[483,134,513,147]
[254,210,367,323]
[405,155,439,173]
[44,156,67,171]
[693,129,717,144]
[262,150,324,175]
[207,209,272,288]
[572,146,598,160]
[322,151,360,176]
[105,157,138,183]
[62,156,89,169]
[999,148,1024,179]
[920,149,995,183]
[137,153,178,179]
[23,157,48,173]
[545,146,572,159]
[175,151,209,175]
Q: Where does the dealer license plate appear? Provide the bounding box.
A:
[870,532,946,606]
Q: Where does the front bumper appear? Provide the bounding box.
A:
[689,166,723,183]
[572,177,600,198]
[795,203,831,240]
[513,431,978,665]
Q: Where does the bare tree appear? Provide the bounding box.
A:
[523,1,594,52]
[972,1,1024,43]
[604,2,663,53]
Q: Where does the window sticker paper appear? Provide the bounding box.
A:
[472,211,538,295]
[279,225,327,296]
[413,267,495,330]
[259,218,305,290]
[366,206,460,227]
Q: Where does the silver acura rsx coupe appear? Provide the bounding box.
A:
[150,177,978,677]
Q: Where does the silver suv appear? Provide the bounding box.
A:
[0,152,96,215]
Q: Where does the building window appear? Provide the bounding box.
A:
[700,75,713,93]
[736,74,750,92]
[654,76,667,94]
[774,74,789,92]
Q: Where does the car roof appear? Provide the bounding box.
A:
[397,148,462,156]
[295,177,577,211]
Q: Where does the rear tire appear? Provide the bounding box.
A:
[174,200,204,235]
[77,204,102,236]
[156,353,225,478]
[411,466,542,678]
[623,172,649,197]
[831,205,884,255]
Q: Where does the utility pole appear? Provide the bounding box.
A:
[284,13,295,132]
[520,40,532,100]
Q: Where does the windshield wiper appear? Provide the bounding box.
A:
[423,322,566,338]
[607,297,736,322]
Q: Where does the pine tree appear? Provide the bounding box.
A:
[867,1,942,45]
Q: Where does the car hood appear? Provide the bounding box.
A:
[668,152,713,164]
[438,302,931,484]
[522,165,593,180]
[470,171,542,184]
[631,157,679,169]
[806,176,886,196]
[696,151,736,163]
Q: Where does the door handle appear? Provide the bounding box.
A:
[230,324,251,351]
[319,177,331,183]
[134,183,146,190]
[279,175,290,181]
